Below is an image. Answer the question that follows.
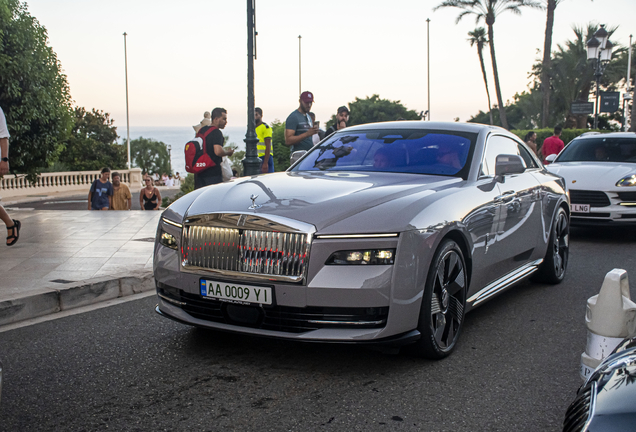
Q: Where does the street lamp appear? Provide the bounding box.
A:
[298,35,302,95]
[586,24,614,129]
[123,32,131,169]
[242,0,261,176]
[167,144,172,173]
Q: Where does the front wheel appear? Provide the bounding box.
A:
[412,239,467,359]
[534,206,569,284]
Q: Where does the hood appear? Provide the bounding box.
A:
[185,171,463,234]
[546,162,636,190]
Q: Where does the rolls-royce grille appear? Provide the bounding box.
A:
[562,383,593,432]
[160,288,388,333]
[569,190,610,207]
[181,226,309,277]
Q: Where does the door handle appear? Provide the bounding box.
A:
[494,190,516,203]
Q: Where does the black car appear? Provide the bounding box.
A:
[563,337,636,432]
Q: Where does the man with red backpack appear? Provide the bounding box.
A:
[193,107,234,189]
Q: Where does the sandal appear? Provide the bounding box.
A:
[6,219,21,246]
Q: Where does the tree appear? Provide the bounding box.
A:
[0,0,73,181]
[271,120,290,172]
[58,107,126,171]
[468,27,494,125]
[130,137,171,176]
[435,0,542,130]
[540,0,560,128]
[326,95,420,128]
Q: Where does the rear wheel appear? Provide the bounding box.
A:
[412,239,467,359]
[534,206,569,284]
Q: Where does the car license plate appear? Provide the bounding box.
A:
[200,279,273,305]
[572,204,590,213]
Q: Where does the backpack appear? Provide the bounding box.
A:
[185,126,218,174]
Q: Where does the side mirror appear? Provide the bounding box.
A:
[495,154,526,178]
[545,154,557,163]
[290,150,307,165]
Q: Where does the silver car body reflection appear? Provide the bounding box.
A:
[154,122,568,352]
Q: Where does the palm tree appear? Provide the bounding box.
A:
[468,27,494,125]
[540,0,561,128]
[435,0,542,129]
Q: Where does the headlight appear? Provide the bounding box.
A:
[326,249,395,265]
[160,231,178,249]
[616,175,636,187]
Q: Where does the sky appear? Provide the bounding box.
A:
[23,0,636,130]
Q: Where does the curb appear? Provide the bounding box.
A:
[0,271,155,327]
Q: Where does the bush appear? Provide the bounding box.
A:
[510,128,608,154]
[162,173,194,208]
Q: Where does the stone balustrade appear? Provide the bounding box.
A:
[0,168,144,200]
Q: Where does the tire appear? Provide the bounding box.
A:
[412,239,467,359]
[533,206,569,284]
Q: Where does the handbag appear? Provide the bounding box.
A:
[221,157,233,182]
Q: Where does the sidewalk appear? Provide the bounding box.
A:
[0,209,161,327]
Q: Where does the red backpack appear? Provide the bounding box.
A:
[184,126,218,174]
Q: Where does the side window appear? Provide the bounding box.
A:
[517,143,538,169]
[481,135,523,176]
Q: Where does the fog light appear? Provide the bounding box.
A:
[160,231,178,249]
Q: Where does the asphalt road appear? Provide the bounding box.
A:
[5,189,181,211]
[0,225,635,431]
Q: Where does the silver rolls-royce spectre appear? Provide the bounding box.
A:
[154,121,569,359]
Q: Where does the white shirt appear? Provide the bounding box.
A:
[0,106,10,139]
[165,178,174,187]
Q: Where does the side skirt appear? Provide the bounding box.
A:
[467,259,543,307]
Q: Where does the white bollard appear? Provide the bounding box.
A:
[580,269,636,380]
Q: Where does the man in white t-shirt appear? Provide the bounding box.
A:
[0,106,21,246]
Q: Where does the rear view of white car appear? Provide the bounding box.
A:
[546,132,636,225]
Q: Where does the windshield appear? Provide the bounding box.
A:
[291,129,477,179]
[556,137,636,163]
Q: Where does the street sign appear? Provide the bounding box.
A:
[571,101,594,115]
[600,92,620,113]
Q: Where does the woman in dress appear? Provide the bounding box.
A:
[139,176,161,210]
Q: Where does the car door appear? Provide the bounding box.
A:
[479,135,543,279]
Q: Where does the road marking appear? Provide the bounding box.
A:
[4,207,34,211]
[44,200,87,204]
[0,291,156,333]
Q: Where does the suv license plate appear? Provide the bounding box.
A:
[572,204,590,213]
[200,280,273,305]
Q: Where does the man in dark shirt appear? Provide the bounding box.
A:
[194,107,234,189]
[88,167,114,210]
[285,91,319,154]
[325,106,350,140]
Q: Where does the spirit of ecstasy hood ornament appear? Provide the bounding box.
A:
[248,194,262,210]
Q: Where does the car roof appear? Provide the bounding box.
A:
[573,131,636,140]
[341,121,506,135]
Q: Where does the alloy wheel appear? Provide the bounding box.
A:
[430,249,466,349]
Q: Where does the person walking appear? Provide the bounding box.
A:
[0,106,20,246]
[284,91,319,154]
[88,168,113,210]
[324,106,350,140]
[139,176,161,210]
[110,172,132,210]
[524,131,538,156]
[255,107,274,173]
[541,125,564,164]
[194,107,234,189]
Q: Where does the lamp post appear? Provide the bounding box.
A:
[243,0,261,176]
[123,32,131,169]
[586,24,614,129]
[426,18,430,121]
[167,144,172,173]
[298,35,302,95]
